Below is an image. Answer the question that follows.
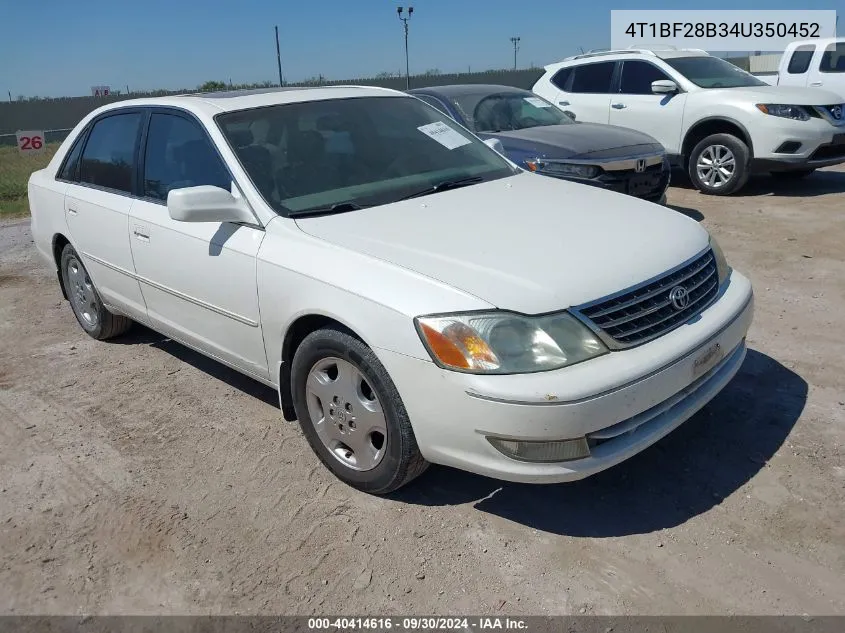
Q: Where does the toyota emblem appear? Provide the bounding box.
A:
[668,286,690,311]
[635,158,647,173]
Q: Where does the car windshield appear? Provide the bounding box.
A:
[664,55,768,88]
[216,95,515,216]
[446,91,571,133]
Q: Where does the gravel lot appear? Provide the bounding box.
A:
[1,169,844,616]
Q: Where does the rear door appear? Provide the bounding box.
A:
[63,110,147,317]
[552,61,616,124]
[608,60,687,153]
[128,109,269,379]
[778,44,817,87]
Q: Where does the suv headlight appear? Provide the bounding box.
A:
[755,104,810,121]
[525,160,600,179]
[710,235,732,286]
[415,311,608,374]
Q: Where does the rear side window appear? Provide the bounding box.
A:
[619,60,671,94]
[143,113,231,201]
[820,43,845,73]
[79,113,143,193]
[570,62,616,93]
[551,67,573,90]
[787,45,815,74]
[58,135,85,181]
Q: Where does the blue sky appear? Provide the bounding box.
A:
[1,0,841,98]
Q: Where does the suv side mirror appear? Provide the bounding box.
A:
[167,185,255,224]
[651,80,679,95]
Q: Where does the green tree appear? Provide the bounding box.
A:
[198,80,227,92]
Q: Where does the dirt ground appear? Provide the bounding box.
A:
[1,168,844,616]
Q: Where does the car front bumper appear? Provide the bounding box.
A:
[751,116,845,171]
[378,272,754,483]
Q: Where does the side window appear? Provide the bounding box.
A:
[415,95,451,117]
[619,61,671,94]
[58,134,85,182]
[787,45,815,74]
[551,67,573,91]
[143,113,231,201]
[819,43,845,73]
[79,113,142,193]
[570,62,616,94]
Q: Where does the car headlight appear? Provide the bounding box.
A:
[415,311,608,374]
[710,235,732,286]
[525,160,600,179]
[755,104,810,121]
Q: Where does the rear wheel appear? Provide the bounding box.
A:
[290,327,428,494]
[60,244,132,340]
[688,133,750,196]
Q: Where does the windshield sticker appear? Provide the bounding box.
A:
[417,121,472,150]
[524,97,552,108]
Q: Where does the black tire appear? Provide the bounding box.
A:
[60,244,132,340]
[291,327,428,494]
[774,169,815,179]
[688,133,751,196]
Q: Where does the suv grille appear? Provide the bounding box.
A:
[573,250,719,348]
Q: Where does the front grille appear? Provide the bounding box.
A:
[810,143,845,161]
[573,250,719,348]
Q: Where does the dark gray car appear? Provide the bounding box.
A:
[409,84,670,204]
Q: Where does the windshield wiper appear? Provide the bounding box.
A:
[399,176,484,201]
[288,201,366,218]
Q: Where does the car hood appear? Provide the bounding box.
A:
[717,84,844,105]
[293,173,709,314]
[489,123,662,159]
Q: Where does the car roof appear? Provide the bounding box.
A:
[410,84,529,97]
[92,85,407,117]
[545,48,709,70]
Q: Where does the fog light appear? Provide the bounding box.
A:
[487,436,590,463]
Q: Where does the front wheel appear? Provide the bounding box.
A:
[688,133,750,196]
[290,327,428,494]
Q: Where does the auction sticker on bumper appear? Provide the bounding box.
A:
[692,341,724,380]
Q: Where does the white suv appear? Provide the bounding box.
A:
[533,48,845,195]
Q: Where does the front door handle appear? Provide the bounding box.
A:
[67,207,78,216]
[809,81,822,86]
[132,223,150,242]
[558,100,570,106]
[612,103,627,109]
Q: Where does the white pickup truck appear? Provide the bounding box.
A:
[755,38,845,99]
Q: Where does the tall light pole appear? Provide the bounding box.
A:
[510,36,521,70]
[274,25,284,87]
[398,6,413,89]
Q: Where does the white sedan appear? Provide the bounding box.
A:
[28,86,754,494]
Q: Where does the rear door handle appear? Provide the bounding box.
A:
[612,103,627,109]
[809,81,822,86]
[67,207,78,216]
[558,100,570,106]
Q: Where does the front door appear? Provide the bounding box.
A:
[608,60,687,154]
[129,110,269,379]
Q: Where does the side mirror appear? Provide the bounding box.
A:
[563,110,576,120]
[651,80,679,95]
[167,185,256,224]
[483,137,505,154]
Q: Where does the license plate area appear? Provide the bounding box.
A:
[692,341,724,381]
[628,173,661,195]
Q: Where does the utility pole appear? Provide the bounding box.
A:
[510,36,521,70]
[274,25,284,87]
[397,6,413,89]
[7,90,11,103]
